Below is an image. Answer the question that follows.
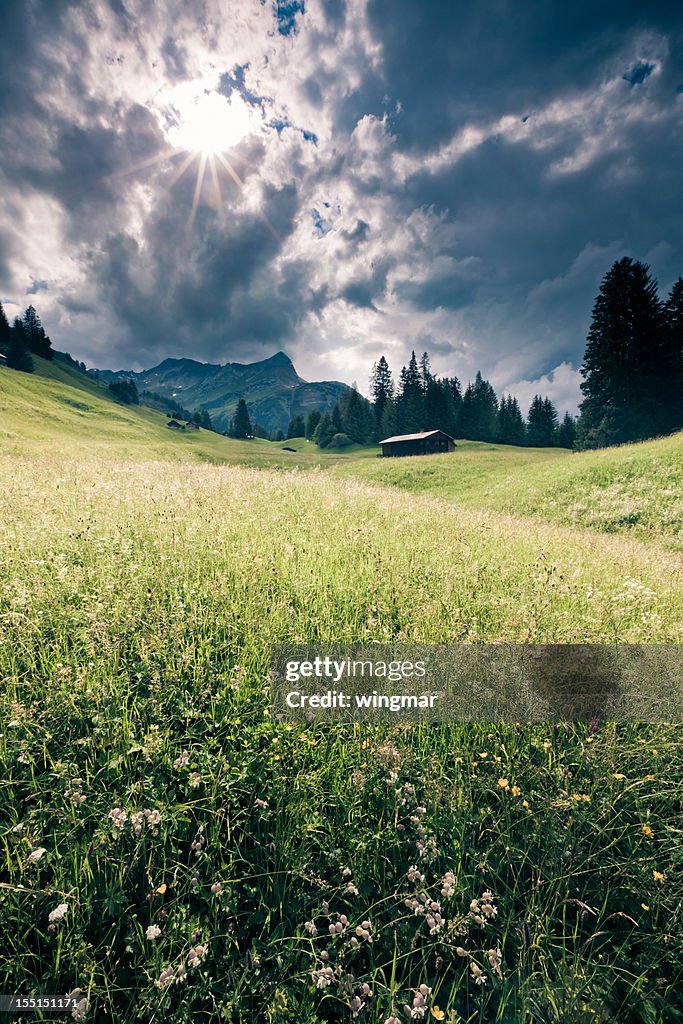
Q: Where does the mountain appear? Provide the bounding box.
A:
[91,352,350,433]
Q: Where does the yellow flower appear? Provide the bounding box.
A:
[612,773,626,780]
[582,794,591,802]
[651,749,658,756]
[653,870,665,883]
[511,785,521,797]
[479,752,488,759]
[645,773,655,781]
[497,778,509,790]
[641,903,650,911]
[641,824,654,837]
[431,1008,446,1021]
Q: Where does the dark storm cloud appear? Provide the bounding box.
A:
[0,0,681,405]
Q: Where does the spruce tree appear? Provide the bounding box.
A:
[396,351,424,432]
[369,356,393,440]
[6,330,34,373]
[313,412,335,447]
[305,409,321,439]
[460,372,498,441]
[557,411,577,449]
[526,394,558,447]
[232,399,252,438]
[662,278,683,433]
[578,258,665,448]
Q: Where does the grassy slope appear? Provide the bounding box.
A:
[335,435,683,548]
[0,359,375,468]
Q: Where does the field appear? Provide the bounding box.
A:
[0,364,682,1023]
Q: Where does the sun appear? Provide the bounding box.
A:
[162,83,261,154]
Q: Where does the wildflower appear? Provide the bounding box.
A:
[431,1009,446,1021]
[48,903,69,923]
[612,773,626,780]
[511,785,521,797]
[641,824,654,838]
[350,995,364,1014]
[341,867,352,878]
[497,778,509,791]
[360,983,372,997]
[312,965,335,989]
[470,962,486,985]
[187,944,207,968]
[441,870,456,897]
[304,920,317,935]
[641,903,650,910]
[146,924,161,940]
[108,807,127,830]
[255,798,268,809]
[385,1018,401,1024]
[211,882,224,895]
[487,946,504,979]
[174,750,190,769]
[71,996,88,1021]
[653,870,665,883]
[144,808,161,830]
[155,966,174,989]
[188,772,201,789]
[407,865,423,883]
[456,946,467,957]
[28,847,47,863]
[345,881,359,895]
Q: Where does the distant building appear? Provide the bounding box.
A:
[167,419,185,430]
[184,420,199,431]
[379,429,456,458]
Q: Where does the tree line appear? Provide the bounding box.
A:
[277,354,576,449]
[0,303,54,371]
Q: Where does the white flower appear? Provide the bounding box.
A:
[173,750,190,769]
[188,773,201,789]
[146,924,161,940]
[108,808,127,830]
[48,903,68,923]
[71,997,88,1020]
[28,847,47,863]
[155,966,174,989]
[210,882,223,895]
[187,944,207,968]
[255,798,268,809]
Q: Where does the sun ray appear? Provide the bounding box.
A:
[208,153,222,211]
[186,151,208,237]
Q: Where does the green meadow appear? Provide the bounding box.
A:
[0,362,681,1023]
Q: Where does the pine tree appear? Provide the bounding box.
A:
[662,278,683,433]
[526,395,558,447]
[460,372,498,441]
[396,350,424,432]
[496,395,525,445]
[286,414,306,438]
[313,412,335,448]
[577,258,665,448]
[0,302,11,349]
[232,399,252,438]
[369,356,393,440]
[305,409,321,439]
[21,305,53,360]
[557,411,577,449]
[6,330,34,373]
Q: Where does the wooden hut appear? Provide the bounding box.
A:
[379,429,456,458]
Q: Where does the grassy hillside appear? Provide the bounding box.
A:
[0,359,375,468]
[336,435,683,548]
[1,362,681,1022]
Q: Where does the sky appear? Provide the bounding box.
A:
[1,0,682,414]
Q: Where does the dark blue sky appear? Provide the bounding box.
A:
[1,0,682,411]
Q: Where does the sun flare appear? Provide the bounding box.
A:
[161,83,261,154]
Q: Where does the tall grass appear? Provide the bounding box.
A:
[0,454,681,1022]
